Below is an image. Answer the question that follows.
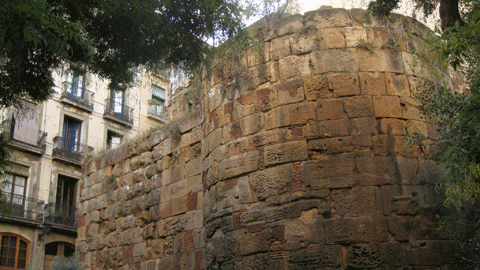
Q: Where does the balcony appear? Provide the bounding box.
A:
[2,120,47,155]
[52,136,93,167]
[60,81,94,112]
[43,203,77,231]
[147,103,167,123]
[0,194,44,224]
[103,99,134,127]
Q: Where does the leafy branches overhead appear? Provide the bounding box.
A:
[0,0,244,105]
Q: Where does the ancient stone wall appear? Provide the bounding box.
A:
[78,8,456,270]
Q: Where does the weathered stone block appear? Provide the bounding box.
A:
[325,216,388,244]
[345,27,367,47]
[208,84,225,112]
[343,96,374,118]
[359,72,387,95]
[303,119,350,139]
[249,164,294,200]
[291,34,319,55]
[331,186,383,217]
[406,241,456,266]
[385,72,410,97]
[346,242,408,268]
[331,73,361,97]
[305,8,353,28]
[279,55,311,80]
[311,49,359,74]
[318,28,345,49]
[265,102,315,130]
[270,36,291,60]
[304,75,331,100]
[288,246,344,269]
[264,140,308,166]
[351,117,377,136]
[373,96,402,118]
[401,97,423,120]
[237,228,272,256]
[301,158,356,190]
[219,151,259,180]
[316,98,345,120]
[378,118,406,135]
[356,156,400,185]
[358,49,405,73]
[277,79,305,105]
[308,137,354,156]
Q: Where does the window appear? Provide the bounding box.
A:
[1,174,27,217]
[150,85,165,116]
[0,233,30,269]
[110,89,125,117]
[65,70,85,99]
[62,116,82,152]
[55,175,77,223]
[44,242,74,270]
[107,130,122,150]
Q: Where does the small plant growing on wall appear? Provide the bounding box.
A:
[102,175,118,193]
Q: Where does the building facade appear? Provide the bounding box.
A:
[0,65,170,270]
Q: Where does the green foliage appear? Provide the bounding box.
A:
[358,39,374,51]
[1,0,245,101]
[50,253,84,270]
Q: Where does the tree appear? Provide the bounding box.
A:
[0,0,244,108]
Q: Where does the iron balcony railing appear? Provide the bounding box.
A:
[2,119,47,150]
[0,193,44,223]
[104,99,134,124]
[52,136,93,164]
[44,203,77,229]
[62,81,94,110]
[147,103,166,119]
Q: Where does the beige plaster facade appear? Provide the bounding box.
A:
[0,65,170,269]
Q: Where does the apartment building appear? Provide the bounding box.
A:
[0,64,170,269]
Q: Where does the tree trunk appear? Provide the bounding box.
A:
[439,0,464,30]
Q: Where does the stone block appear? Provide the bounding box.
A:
[378,118,406,135]
[316,98,345,120]
[331,73,361,97]
[304,75,331,100]
[291,34,319,55]
[356,156,400,185]
[301,158,356,190]
[289,246,343,269]
[208,83,225,113]
[270,36,291,61]
[249,163,294,200]
[133,243,147,257]
[218,151,259,180]
[346,242,408,268]
[264,140,308,166]
[406,241,456,266]
[303,119,350,139]
[305,8,353,28]
[331,186,383,217]
[351,117,377,136]
[318,27,345,49]
[237,228,272,256]
[359,72,387,95]
[382,185,430,215]
[385,72,410,97]
[401,97,423,120]
[277,79,305,105]
[278,55,311,80]
[308,136,354,156]
[249,64,271,87]
[343,96,374,118]
[358,49,405,73]
[277,14,303,36]
[418,158,446,185]
[243,253,283,270]
[324,216,388,244]
[311,49,359,74]
[265,102,315,130]
[373,96,402,118]
[345,27,367,47]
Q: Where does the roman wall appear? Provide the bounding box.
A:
[78,7,457,270]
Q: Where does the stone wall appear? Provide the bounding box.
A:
[78,8,456,270]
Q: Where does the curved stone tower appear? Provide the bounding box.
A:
[79,8,456,270]
[200,7,454,269]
